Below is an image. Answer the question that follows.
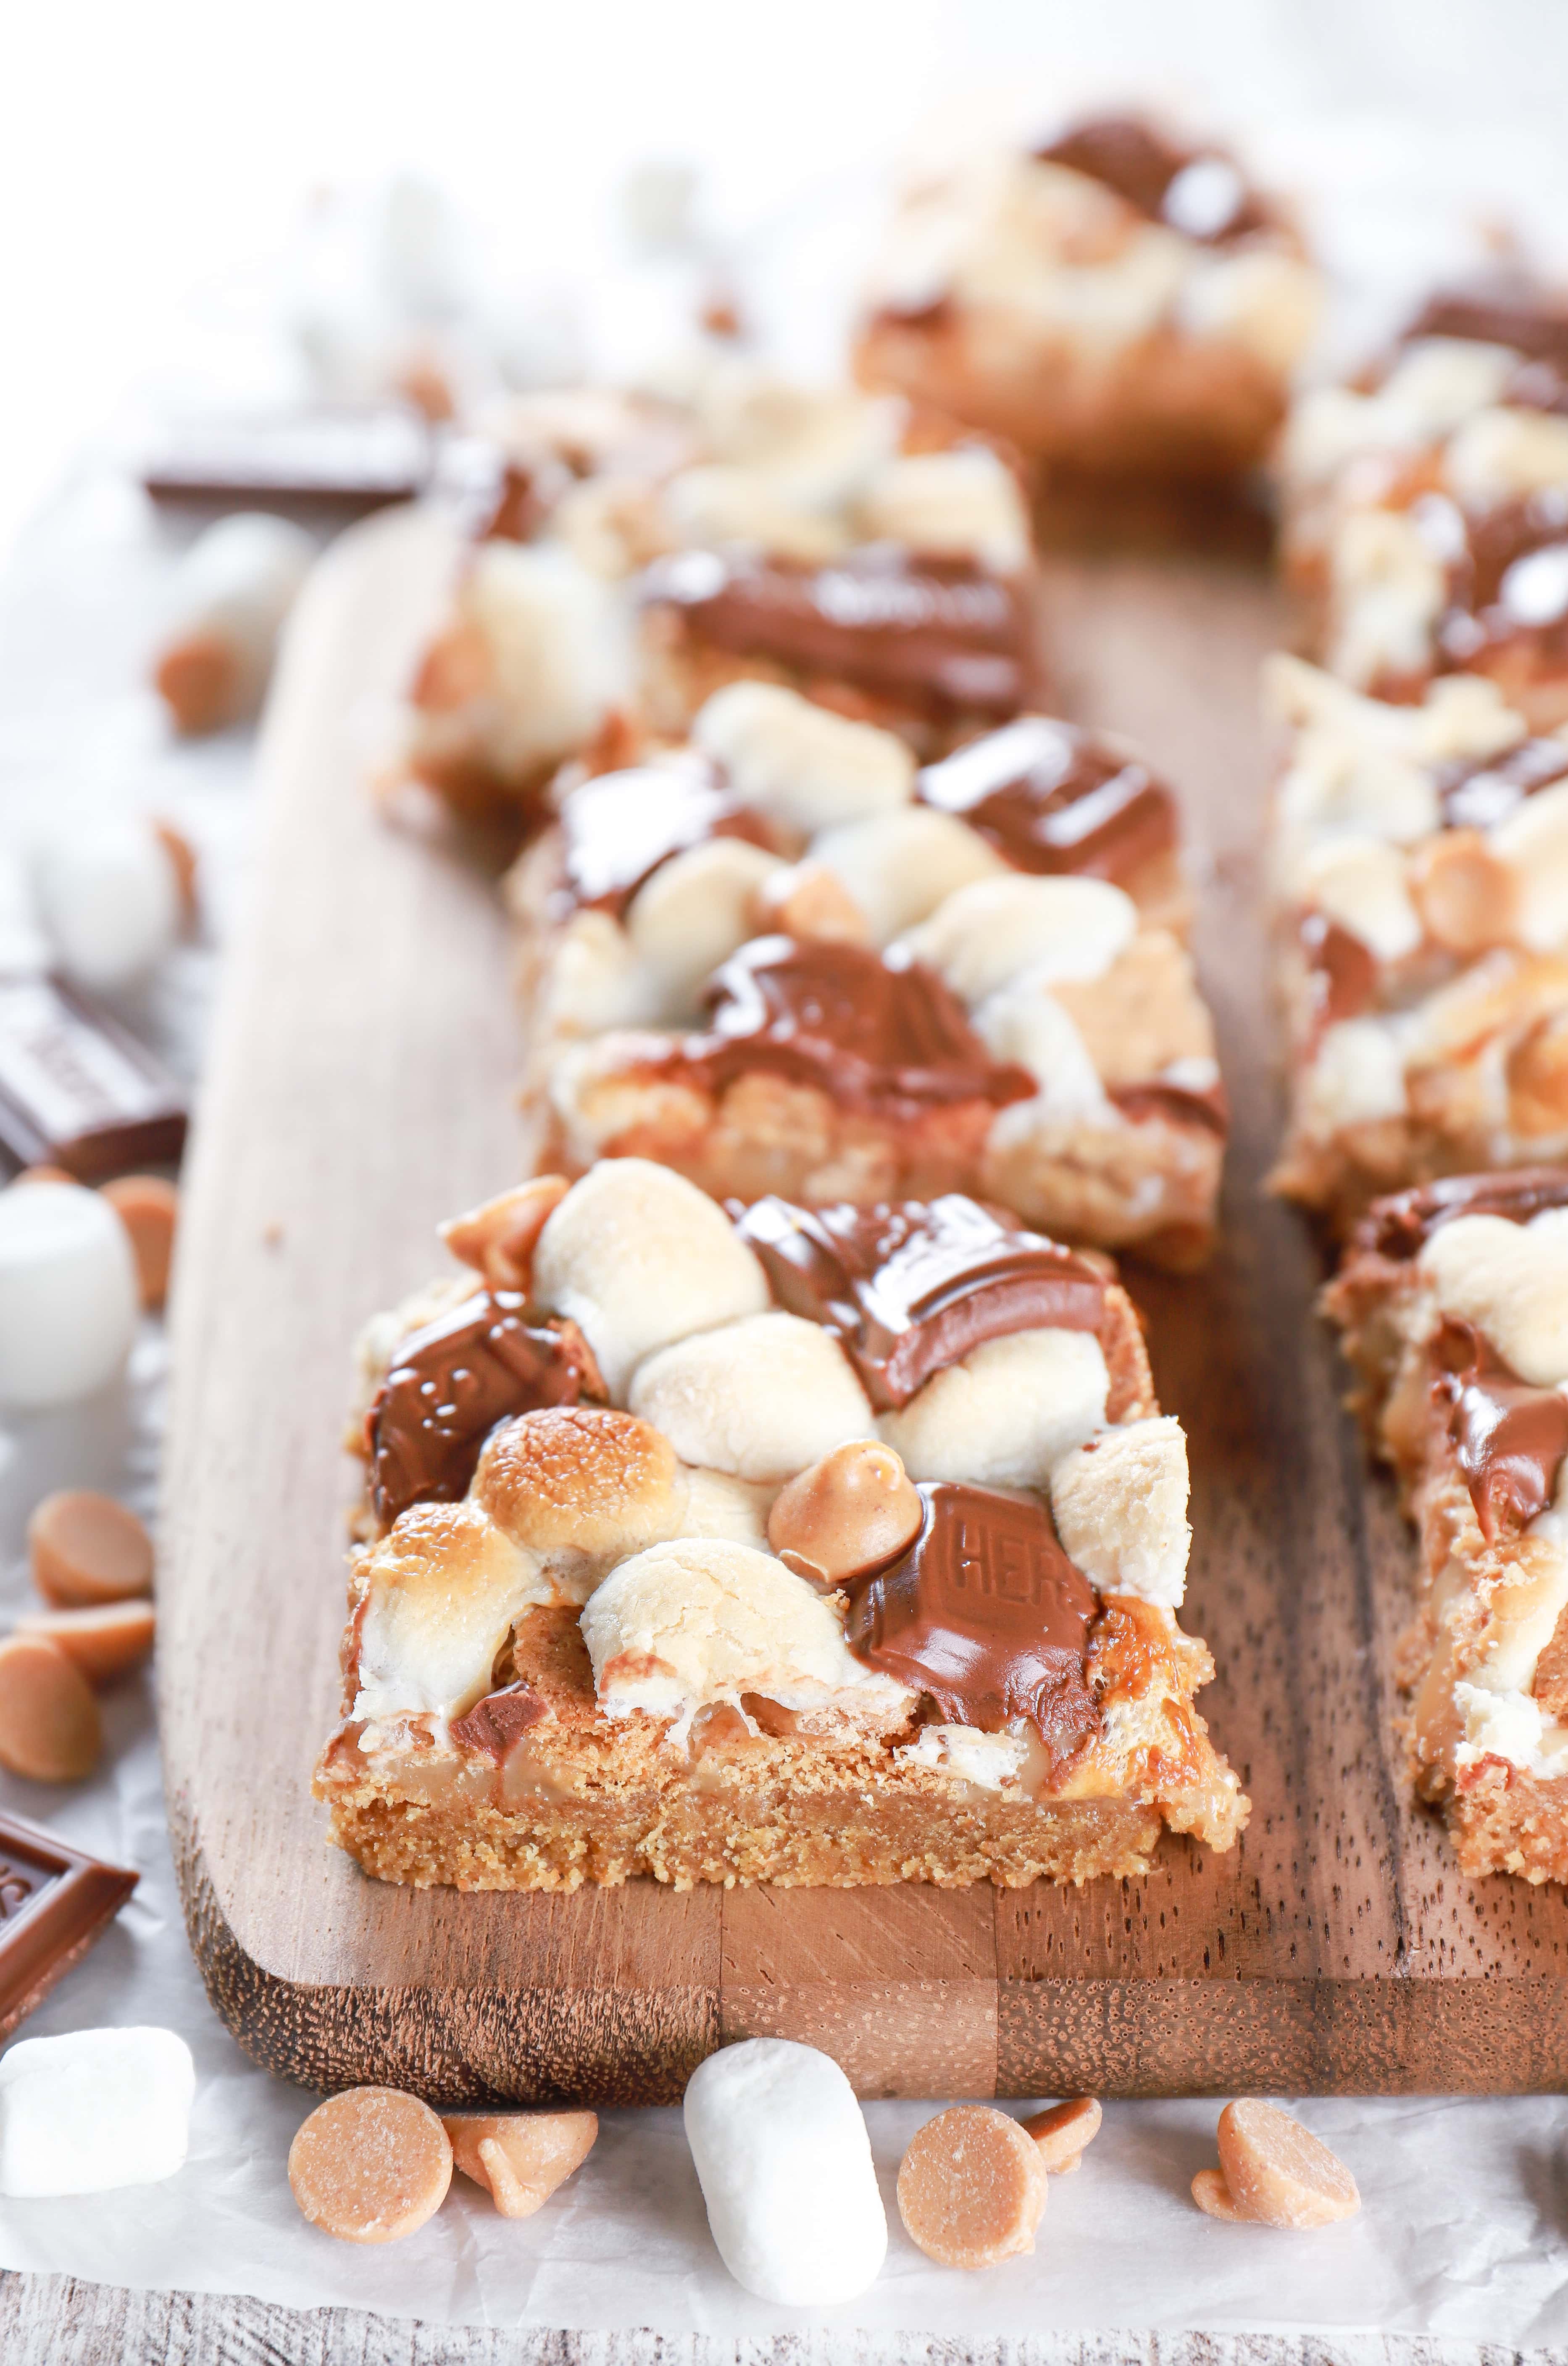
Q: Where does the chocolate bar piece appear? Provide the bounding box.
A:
[140,408,432,518]
[0,976,187,1181]
[0,1811,138,2042]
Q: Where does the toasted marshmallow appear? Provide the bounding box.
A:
[533,1160,768,1400]
[1050,1416,1190,1608]
[692,683,914,834]
[474,1408,684,1598]
[853,448,1031,573]
[879,1327,1109,1489]
[1300,1016,1408,1135]
[352,1502,548,1723]
[625,837,786,1014]
[898,875,1137,1003]
[629,1311,875,1483]
[812,807,1006,944]
[581,1539,905,1732]
[1419,1208,1568,1387]
[453,542,631,781]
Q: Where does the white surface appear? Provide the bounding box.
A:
[0,2026,194,2197]
[683,2040,888,2305]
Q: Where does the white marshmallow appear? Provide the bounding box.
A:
[812,807,1005,944]
[160,511,314,714]
[539,908,662,1038]
[1443,407,1568,508]
[352,1501,550,1723]
[898,874,1137,1004]
[879,1326,1109,1489]
[1328,508,1447,690]
[974,980,1108,1118]
[0,1181,140,1410]
[679,1466,775,1549]
[625,837,785,1015]
[532,1160,769,1401]
[629,1311,874,1483]
[0,2028,195,2197]
[684,2039,887,2306]
[854,447,1031,573]
[1300,1016,1408,1137]
[462,541,631,781]
[895,1722,1029,1791]
[33,822,181,994]
[1419,1208,1568,1387]
[1050,1416,1190,1608]
[663,465,846,564]
[1297,836,1422,963]
[692,682,913,835]
[1492,778,1568,953]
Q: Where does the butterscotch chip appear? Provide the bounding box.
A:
[1192,2166,1254,2223]
[896,2105,1047,2269]
[1216,2101,1360,2229]
[767,1441,922,1588]
[288,2088,453,2244]
[441,2108,597,2218]
[102,1177,180,1310]
[15,1600,156,1686]
[0,1634,102,1781]
[1020,2094,1102,2172]
[29,1492,154,1608]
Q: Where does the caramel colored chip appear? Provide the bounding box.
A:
[15,1600,156,1686]
[1020,2095,1102,2173]
[1192,2166,1254,2223]
[897,2105,1047,2270]
[0,1634,102,1781]
[103,1176,180,1310]
[768,1441,922,1589]
[29,1492,154,1608]
[288,2088,453,2245]
[441,2108,598,2218]
[155,632,243,737]
[1216,2101,1360,2230]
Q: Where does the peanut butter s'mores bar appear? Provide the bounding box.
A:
[508,684,1221,1267]
[404,360,1038,827]
[855,112,1319,484]
[1267,655,1568,1227]
[1278,273,1568,729]
[1325,1169,1568,1884]
[317,1158,1247,1890]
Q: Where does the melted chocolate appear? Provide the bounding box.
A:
[370,1293,597,1527]
[731,1194,1104,1410]
[1433,1316,1568,1540]
[663,937,1036,1124]
[916,716,1176,884]
[553,755,776,921]
[449,1682,548,1757]
[1299,910,1377,1034]
[1436,735,1568,830]
[1109,1077,1230,1134]
[1355,1168,1568,1261]
[845,1481,1101,1773]
[1034,115,1267,245]
[1413,489,1568,670]
[639,546,1039,721]
[1402,274,1568,368]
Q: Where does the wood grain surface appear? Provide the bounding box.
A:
[157,503,1568,2108]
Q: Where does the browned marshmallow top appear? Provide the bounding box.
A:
[662,935,1037,1121]
[845,1481,1101,1772]
[1034,115,1271,245]
[732,1193,1104,1410]
[639,545,1039,720]
[916,716,1176,886]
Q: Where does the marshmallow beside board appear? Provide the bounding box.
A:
[153,512,316,736]
[0,2026,194,2197]
[684,2039,887,2304]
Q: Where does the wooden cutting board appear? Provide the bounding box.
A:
[158,503,1568,2106]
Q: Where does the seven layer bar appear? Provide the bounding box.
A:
[317,1158,1247,1889]
[1325,1169,1568,1884]
[508,682,1223,1269]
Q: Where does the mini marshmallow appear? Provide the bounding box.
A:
[692,682,913,835]
[813,807,1006,944]
[352,1500,549,1721]
[899,875,1137,1003]
[679,1467,776,1549]
[0,1181,140,1410]
[1297,836,1422,963]
[1419,1208,1568,1387]
[879,1327,1109,1490]
[33,821,182,994]
[974,979,1109,1117]
[460,542,631,780]
[1299,1016,1407,1137]
[532,1160,769,1400]
[683,2039,887,2305]
[153,511,314,733]
[1050,1416,1191,1608]
[625,836,785,1014]
[854,448,1031,573]
[0,2027,194,2197]
[663,465,846,564]
[540,908,663,1038]
[629,1311,875,1483]
[1328,509,1447,690]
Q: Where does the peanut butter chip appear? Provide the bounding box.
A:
[102,1176,180,1310]
[28,1491,154,1609]
[15,1601,156,1687]
[441,2108,598,2218]
[1020,2094,1102,2172]
[288,2088,453,2244]
[767,1441,922,1587]
[896,2105,1047,2270]
[0,1634,102,1781]
[1192,2166,1254,2223]
[1216,2101,1360,2229]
